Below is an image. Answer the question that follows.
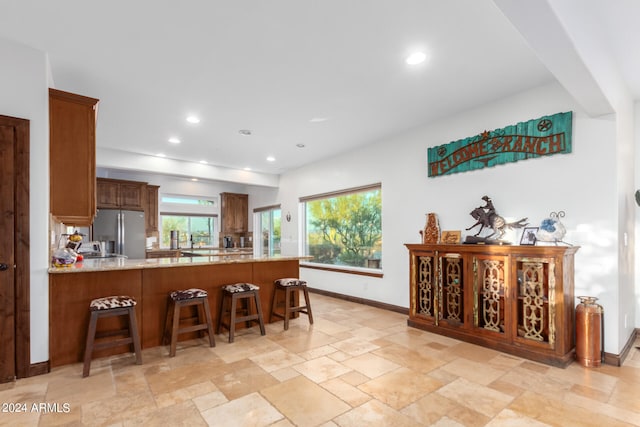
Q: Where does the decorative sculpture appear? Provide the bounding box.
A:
[419,213,440,244]
[465,196,528,243]
[536,211,570,245]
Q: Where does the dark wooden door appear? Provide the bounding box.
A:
[0,115,30,382]
[0,120,17,382]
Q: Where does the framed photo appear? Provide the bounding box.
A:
[441,230,461,244]
[520,227,539,245]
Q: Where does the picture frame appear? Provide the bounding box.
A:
[441,230,461,244]
[520,227,539,245]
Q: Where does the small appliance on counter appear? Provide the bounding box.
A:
[223,236,233,248]
[76,241,102,255]
[170,230,180,249]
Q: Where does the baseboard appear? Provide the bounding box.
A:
[28,361,50,377]
[307,287,408,315]
[604,328,638,366]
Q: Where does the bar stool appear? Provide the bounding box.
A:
[163,288,216,357]
[83,295,142,378]
[216,283,266,343]
[270,278,314,330]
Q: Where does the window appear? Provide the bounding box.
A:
[301,184,382,270]
[159,194,218,248]
[160,214,216,248]
[255,205,281,256]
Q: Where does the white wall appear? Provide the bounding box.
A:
[278,81,627,354]
[0,38,50,363]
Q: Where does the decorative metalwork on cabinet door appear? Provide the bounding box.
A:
[441,255,463,323]
[416,253,463,326]
[517,258,555,346]
[473,257,506,333]
[417,255,435,317]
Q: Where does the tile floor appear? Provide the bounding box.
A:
[1,293,639,426]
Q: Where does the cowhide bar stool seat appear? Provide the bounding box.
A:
[216,283,266,343]
[270,278,314,330]
[163,288,216,357]
[83,295,142,378]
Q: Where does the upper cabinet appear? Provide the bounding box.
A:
[49,88,99,226]
[146,185,159,233]
[220,192,248,234]
[96,178,146,211]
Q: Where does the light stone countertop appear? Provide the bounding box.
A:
[48,254,312,274]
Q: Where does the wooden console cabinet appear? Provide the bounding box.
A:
[405,243,579,367]
[49,88,99,225]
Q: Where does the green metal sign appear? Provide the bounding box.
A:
[428,111,572,177]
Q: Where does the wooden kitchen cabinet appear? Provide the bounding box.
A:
[49,88,99,226]
[220,192,248,233]
[405,243,578,367]
[97,178,146,211]
[146,185,159,233]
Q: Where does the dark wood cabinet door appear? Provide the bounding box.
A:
[49,89,99,225]
[96,178,145,211]
[96,179,119,209]
[119,182,145,210]
[146,185,159,233]
[221,192,248,233]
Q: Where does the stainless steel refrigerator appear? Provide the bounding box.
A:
[92,209,146,259]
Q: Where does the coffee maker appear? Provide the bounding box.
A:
[223,236,233,248]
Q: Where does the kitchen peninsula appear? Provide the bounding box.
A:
[48,254,310,368]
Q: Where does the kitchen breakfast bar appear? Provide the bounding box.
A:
[48,254,310,368]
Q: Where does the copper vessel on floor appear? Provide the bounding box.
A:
[575,296,603,367]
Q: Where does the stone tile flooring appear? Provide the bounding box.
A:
[1,293,639,426]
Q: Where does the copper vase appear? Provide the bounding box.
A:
[575,296,603,367]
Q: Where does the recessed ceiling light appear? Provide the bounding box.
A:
[191,178,198,182]
[156,153,166,157]
[186,116,200,124]
[266,156,276,162]
[199,160,208,164]
[296,143,305,148]
[310,117,328,123]
[243,167,252,171]
[406,51,427,65]
[238,129,252,136]
[168,137,181,144]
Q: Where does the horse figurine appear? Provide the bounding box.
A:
[466,196,528,239]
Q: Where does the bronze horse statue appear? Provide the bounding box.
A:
[466,196,528,239]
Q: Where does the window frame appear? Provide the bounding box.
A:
[158,193,219,248]
[299,183,383,277]
[254,204,281,257]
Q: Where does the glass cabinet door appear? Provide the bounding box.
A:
[414,253,465,327]
[473,255,508,335]
[515,257,554,348]
[415,254,437,320]
[440,254,464,326]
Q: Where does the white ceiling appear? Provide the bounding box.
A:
[0,0,638,177]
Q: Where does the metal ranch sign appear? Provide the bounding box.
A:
[428,112,572,177]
